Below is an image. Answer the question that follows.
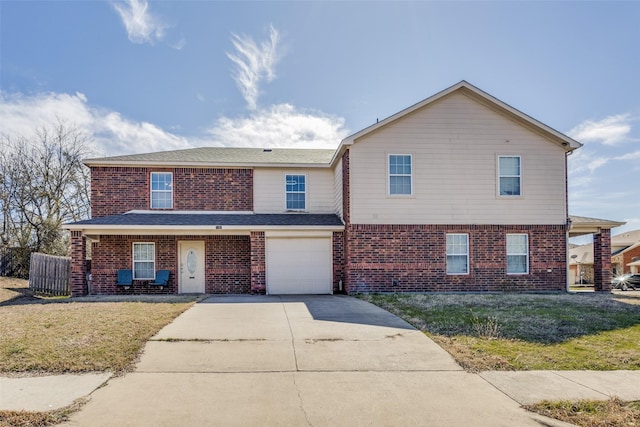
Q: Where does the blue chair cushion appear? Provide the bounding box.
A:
[116,269,133,286]
[150,270,170,286]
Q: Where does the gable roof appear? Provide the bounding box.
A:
[337,80,582,155]
[86,81,582,168]
[84,147,336,168]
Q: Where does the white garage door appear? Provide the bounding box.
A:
[266,237,332,295]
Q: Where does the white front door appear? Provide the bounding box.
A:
[179,241,205,293]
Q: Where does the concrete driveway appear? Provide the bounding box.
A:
[64,295,565,426]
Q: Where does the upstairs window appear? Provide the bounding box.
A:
[446,233,469,275]
[286,174,306,210]
[151,172,173,209]
[133,242,155,280]
[499,156,521,196]
[507,234,529,274]
[389,154,412,195]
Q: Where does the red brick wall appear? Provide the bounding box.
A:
[174,168,252,212]
[90,167,253,217]
[70,231,87,296]
[594,230,612,291]
[205,236,251,293]
[332,231,345,293]
[250,231,266,294]
[91,167,148,217]
[345,224,567,293]
[90,235,250,294]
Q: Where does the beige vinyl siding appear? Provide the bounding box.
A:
[254,168,335,213]
[349,92,568,225]
[333,158,343,218]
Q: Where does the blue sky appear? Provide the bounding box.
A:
[1,1,638,238]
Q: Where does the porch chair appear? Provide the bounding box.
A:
[150,270,170,286]
[116,269,133,289]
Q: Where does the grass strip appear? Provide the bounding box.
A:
[360,293,640,371]
[526,397,640,427]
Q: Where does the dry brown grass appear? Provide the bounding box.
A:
[0,299,195,374]
[526,397,640,427]
[0,398,86,427]
[360,292,640,371]
[0,277,196,426]
[0,277,30,304]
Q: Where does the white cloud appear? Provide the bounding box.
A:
[170,36,187,51]
[568,146,640,177]
[1,91,348,157]
[207,104,348,149]
[614,150,640,161]
[227,24,281,110]
[567,114,634,145]
[0,91,192,156]
[568,148,601,176]
[111,0,166,45]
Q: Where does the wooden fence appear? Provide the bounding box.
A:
[29,252,71,296]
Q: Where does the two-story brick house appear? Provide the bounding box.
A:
[66,81,587,296]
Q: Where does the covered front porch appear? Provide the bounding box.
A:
[65,212,345,297]
[569,215,626,292]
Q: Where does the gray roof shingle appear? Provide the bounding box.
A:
[85,147,337,166]
[68,213,344,227]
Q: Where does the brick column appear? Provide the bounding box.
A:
[593,229,612,292]
[250,231,266,294]
[70,231,88,296]
[332,231,345,293]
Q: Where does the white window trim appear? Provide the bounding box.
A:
[446,233,469,275]
[150,172,173,209]
[132,242,155,280]
[388,154,413,196]
[497,155,522,198]
[285,173,307,211]
[506,233,529,275]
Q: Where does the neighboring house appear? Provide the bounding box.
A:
[612,230,640,275]
[570,229,640,283]
[68,80,615,296]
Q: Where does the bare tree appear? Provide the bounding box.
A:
[0,122,92,272]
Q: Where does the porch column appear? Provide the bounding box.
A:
[250,231,266,294]
[593,229,612,292]
[70,231,88,296]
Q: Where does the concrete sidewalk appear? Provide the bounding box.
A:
[3,370,639,413]
[1,295,637,426]
[0,373,111,412]
[480,370,640,405]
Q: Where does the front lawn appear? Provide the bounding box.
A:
[0,296,195,374]
[0,277,196,426]
[0,277,30,304]
[359,292,640,371]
